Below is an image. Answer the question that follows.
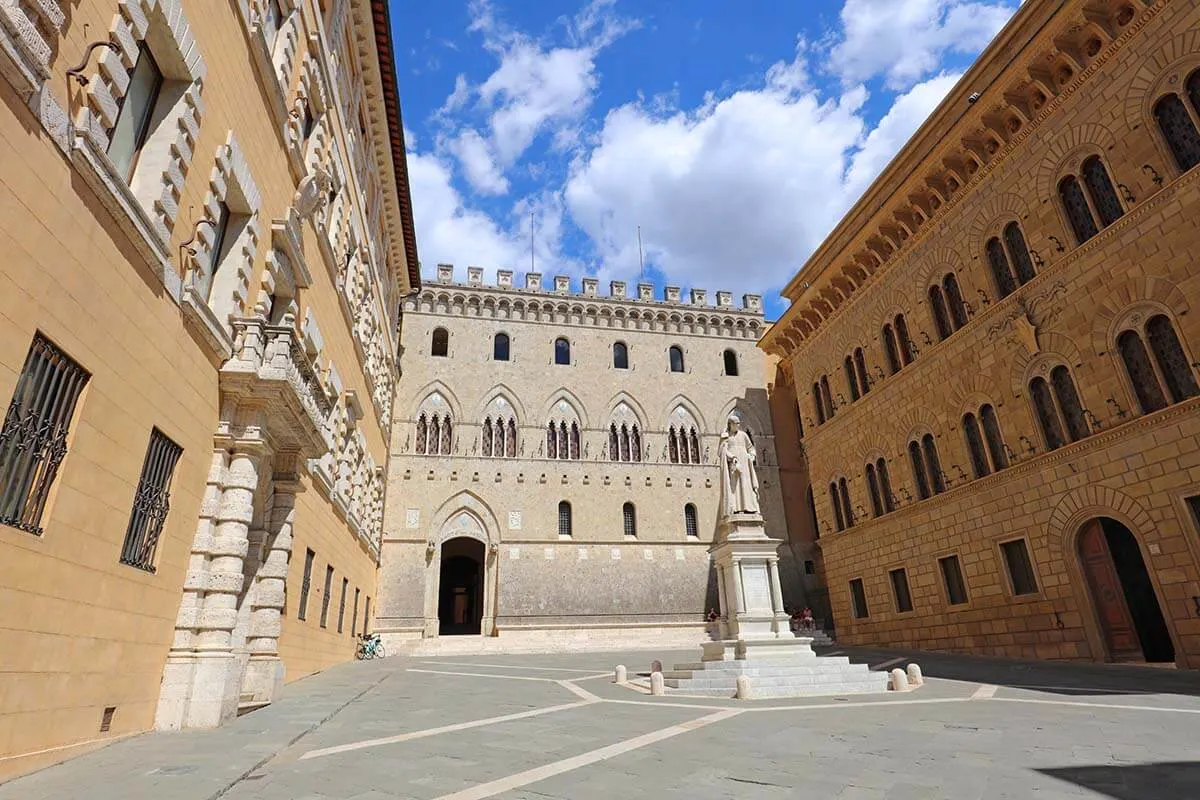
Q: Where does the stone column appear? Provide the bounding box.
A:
[768,558,786,615]
[729,560,745,614]
[242,474,299,703]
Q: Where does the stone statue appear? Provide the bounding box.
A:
[718,413,760,517]
[294,165,331,221]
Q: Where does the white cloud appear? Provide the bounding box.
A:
[448,129,509,195]
[564,69,963,295]
[829,0,1015,89]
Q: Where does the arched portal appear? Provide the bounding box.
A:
[1076,517,1174,663]
[438,537,485,636]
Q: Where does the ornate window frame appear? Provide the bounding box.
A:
[1109,305,1198,414]
[0,1,65,97]
[238,0,302,124]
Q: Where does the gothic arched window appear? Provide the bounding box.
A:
[853,348,870,395]
[608,424,618,458]
[922,434,945,494]
[613,341,629,369]
[1154,85,1200,173]
[429,415,441,455]
[440,417,452,454]
[482,418,494,457]
[669,345,685,373]
[493,332,510,361]
[570,422,580,460]
[865,462,882,517]
[876,457,894,512]
[820,375,835,418]
[929,285,952,341]
[980,404,1008,471]
[554,337,571,365]
[619,424,631,461]
[684,503,698,538]
[669,428,680,463]
[689,429,700,463]
[558,421,569,460]
[963,412,989,478]
[1146,314,1200,404]
[944,273,968,330]
[1004,222,1036,285]
[829,481,845,532]
[623,502,637,537]
[1059,175,1099,244]
[506,419,517,457]
[558,501,572,538]
[1081,156,1123,228]
[1030,376,1065,451]
[431,327,448,357]
[895,314,915,364]
[838,478,854,529]
[844,356,860,401]
[986,236,1017,299]
[724,349,739,376]
[909,440,931,500]
[631,426,642,462]
[415,414,428,455]
[547,422,558,459]
[1051,365,1088,442]
[1118,329,1168,413]
[812,383,826,425]
[882,324,901,375]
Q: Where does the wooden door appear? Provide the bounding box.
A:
[1078,520,1142,661]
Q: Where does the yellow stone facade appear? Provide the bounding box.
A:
[0,0,416,779]
[763,0,1200,669]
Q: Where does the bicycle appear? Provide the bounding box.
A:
[356,632,385,660]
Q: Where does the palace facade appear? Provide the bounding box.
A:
[0,0,416,777]
[763,0,1200,668]
[376,265,813,652]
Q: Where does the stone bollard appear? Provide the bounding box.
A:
[650,660,663,673]
[906,663,923,687]
[614,665,627,684]
[889,668,910,692]
[650,672,665,696]
[735,675,753,700]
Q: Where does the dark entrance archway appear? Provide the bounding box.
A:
[438,537,485,636]
[1077,517,1174,663]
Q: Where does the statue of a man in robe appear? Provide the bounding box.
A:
[718,413,760,517]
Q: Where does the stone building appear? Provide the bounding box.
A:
[0,0,416,777]
[377,265,807,652]
[762,0,1200,668]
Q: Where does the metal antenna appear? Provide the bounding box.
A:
[530,210,535,273]
[637,225,644,282]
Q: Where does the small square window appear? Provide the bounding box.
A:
[889,568,913,613]
[938,555,968,605]
[1001,539,1038,596]
[849,578,869,619]
[804,559,815,575]
[108,44,164,182]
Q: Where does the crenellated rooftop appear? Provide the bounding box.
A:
[427,263,764,315]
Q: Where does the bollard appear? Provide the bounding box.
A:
[650,660,663,673]
[735,675,753,700]
[906,663,923,687]
[651,672,665,696]
[890,668,910,692]
[614,665,627,684]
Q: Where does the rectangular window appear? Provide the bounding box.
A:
[939,555,968,605]
[889,568,913,613]
[363,596,371,634]
[1187,495,1200,534]
[320,565,334,628]
[261,0,283,45]
[351,587,360,636]
[108,44,164,181]
[120,428,183,571]
[298,548,315,620]
[1001,539,1038,596]
[0,335,90,535]
[849,578,869,619]
[804,559,815,575]
[337,577,348,633]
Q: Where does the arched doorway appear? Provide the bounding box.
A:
[438,537,485,635]
[1077,517,1174,663]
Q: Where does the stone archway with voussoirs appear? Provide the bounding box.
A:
[1047,485,1182,667]
[422,493,501,639]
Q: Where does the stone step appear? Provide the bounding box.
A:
[671,656,852,672]
[665,671,884,690]
[662,663,868,680]
[665,679,887,698]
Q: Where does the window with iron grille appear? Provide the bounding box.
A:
[939,555,969,605]
[363,596,371,634]
[849,578,869,619]
[298,549,315,620]
[120,428,183,571]
[558,501,572,538]
[351,587,360,636]
[320,565,334,628]
[622,502,636,537]
[684,503,698,538]
[0,335,90,535]
[889,568,913,613]
[338,578,348,633]
[1001,539,1038,596]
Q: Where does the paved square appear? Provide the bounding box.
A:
[4,646,1200,799]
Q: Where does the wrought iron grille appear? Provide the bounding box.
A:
[0,335,90,534]
[684,504,697,538]
[119,428,183,571]
[558,501,572,537]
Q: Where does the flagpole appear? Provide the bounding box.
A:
[637,225,644,282]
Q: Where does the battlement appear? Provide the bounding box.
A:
[431,264,763,314]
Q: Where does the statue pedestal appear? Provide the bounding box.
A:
[710,513,790,641]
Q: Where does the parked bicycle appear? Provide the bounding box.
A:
[356,632,385,660]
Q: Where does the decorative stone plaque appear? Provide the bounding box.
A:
[405,509,419,529]
[741,563,773,613]
[508,511,522,530]
[509,547,520,560]
[611,548,621,560]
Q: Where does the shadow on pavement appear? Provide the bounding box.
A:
[1037,762,1200,799]
[815,644,1200,698]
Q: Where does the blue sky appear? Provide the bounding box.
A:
[390,0,1020,319]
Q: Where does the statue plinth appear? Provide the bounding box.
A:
[709,512,791,644]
